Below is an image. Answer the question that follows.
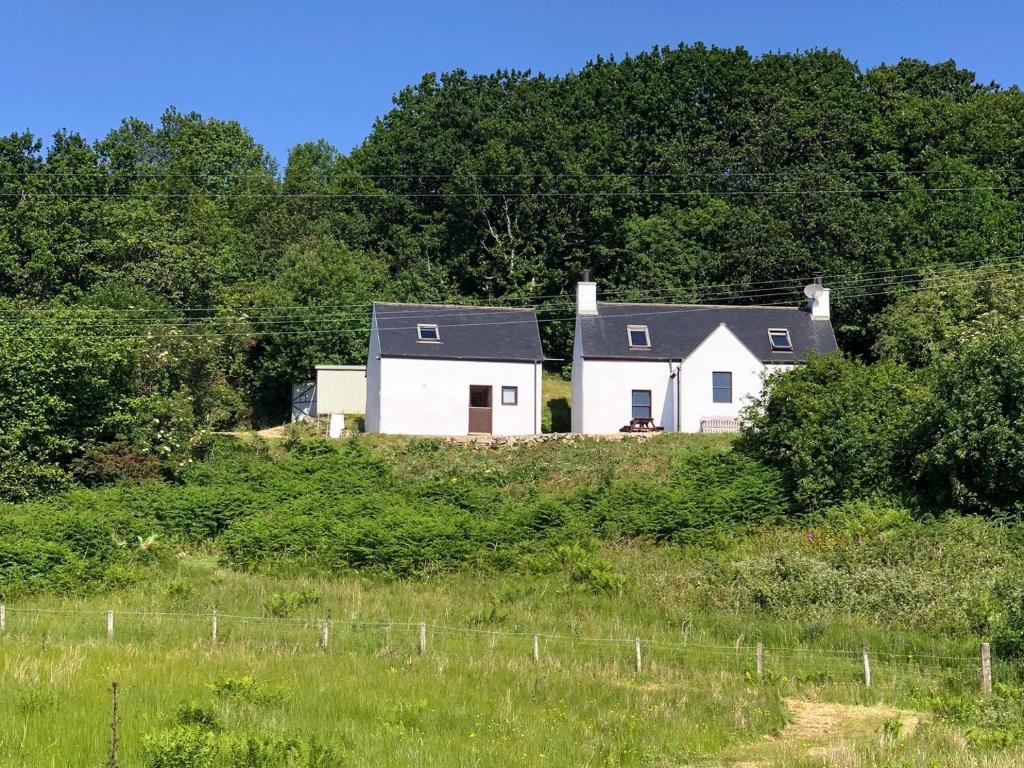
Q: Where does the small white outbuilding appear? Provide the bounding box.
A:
[365,303,544,436]
[570,273,838,434]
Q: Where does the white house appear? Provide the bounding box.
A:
[570,273,838,434]
[365,303,544,436]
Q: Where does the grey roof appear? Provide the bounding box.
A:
[577,302,838,363]
[373,303,544,362]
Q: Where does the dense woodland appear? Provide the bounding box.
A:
[3,44,1024,500]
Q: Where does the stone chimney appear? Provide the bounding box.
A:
[807,276,830,320]
[577,269,598,315]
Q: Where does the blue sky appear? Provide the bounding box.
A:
[3,0,1023,167]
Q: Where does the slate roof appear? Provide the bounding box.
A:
[577,302,838,363]
[372,303,544,362]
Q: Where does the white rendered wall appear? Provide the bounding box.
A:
[577,359,679,434]
[364,327,382,432]
[676,325,765,432]
[570,319,585,433]
[375,357,541,436]
[574,324,770,434]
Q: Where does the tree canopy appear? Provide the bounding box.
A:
[2,45,1024,498]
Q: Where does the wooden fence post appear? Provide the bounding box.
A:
[635,637,642,674]
[532,634,540,663]
[107,610,114,642]
[862,646,871,688]
[418,622,427,656]
[320,620,329,651]
[756,642,764,679]
[0,602,6,634]
[211,609,218,646]
[981,642,993,695]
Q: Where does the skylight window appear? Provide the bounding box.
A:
[416,323,440,342]
[627,325,651,349]
[767,328,793,352]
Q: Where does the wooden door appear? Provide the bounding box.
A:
[468,385,493,434]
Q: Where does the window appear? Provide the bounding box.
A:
[501,386,518,406]
[767,328,793,352]
[627,325,651,349]
[416,323,440,342]
[712,372,732,403]
[631,389,652,420]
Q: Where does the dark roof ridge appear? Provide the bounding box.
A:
[598,301,808,311]
[374,301,535,312]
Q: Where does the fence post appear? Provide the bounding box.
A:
[107,610,114,642]
[862,646,871,688]
[981,642,993,695]
[320,620,329,651]
[635,637,642,674]
[418,622,427,656]
[756,641,764,679]
[0,601,6,634]
[211,609,218,646]
[532,634,540,663]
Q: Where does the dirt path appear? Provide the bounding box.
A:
[723,698,922,767]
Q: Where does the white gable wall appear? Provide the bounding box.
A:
[676,324,765,432]
[364,319,383,432]
[375,357,541,436]
[570,318,585,433]
[574,324,770,434]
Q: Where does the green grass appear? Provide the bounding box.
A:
[5,434,1024,765]
[2,546,1020,767]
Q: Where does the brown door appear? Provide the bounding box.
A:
[468,385,493,434]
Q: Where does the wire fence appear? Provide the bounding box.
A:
[0,603,1008,696]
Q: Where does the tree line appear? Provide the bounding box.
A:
[2,44,1024,499]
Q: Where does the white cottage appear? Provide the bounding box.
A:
[570,273,838,434]
[365,303,544,436]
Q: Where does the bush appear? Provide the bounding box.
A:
[144,726,343,768]
[590,448,786,540]
[738,354,929,511]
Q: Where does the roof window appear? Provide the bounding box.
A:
[627,325,651,349]
[768,328,793,352]
[416,323,440,342]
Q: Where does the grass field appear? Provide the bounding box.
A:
[2,547,1021,767]
[4,431,1024,766]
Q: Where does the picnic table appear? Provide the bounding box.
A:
[619,417,664,433]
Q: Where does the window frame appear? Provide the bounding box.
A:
[416,323,441,343]
[712,371,733,404]
[626,324,651,350]
[631,389,653,420]
[767,327,793,352]
[500,385,518,406]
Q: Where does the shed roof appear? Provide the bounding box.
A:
[577,302,838,363]
[373,303,544,362]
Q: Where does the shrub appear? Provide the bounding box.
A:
[143,727,344,768]
[738,354,930,511]
[590,448,786,540]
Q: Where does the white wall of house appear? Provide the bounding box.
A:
[371,357,542,436]
[570,319,585,433]
[576,358,678,434]
[364,326,383,432]
[675,324,765,432]
[574,324,773,434]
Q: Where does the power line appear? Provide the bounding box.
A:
[0,253,1018,321]
[11,267,1017,341]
